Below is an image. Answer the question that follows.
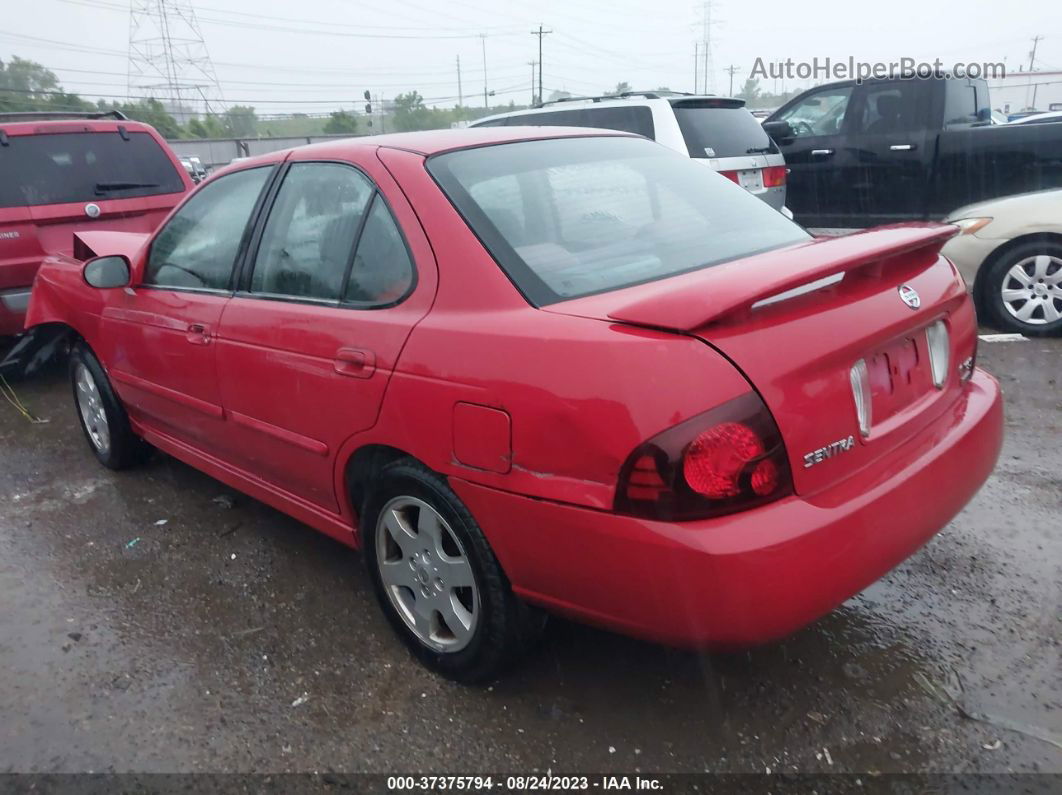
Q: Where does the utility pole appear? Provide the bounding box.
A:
[693,42,699,93]
[456,55,463,107]
[725,64,741,96]
[1028,35,1044,108]
[528,61,537,105]
[479,33,488,108]
[1028,35,1043,71]
[531,25,551,108]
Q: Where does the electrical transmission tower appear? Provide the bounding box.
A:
[700,1,716,95]
[127,0,224,124]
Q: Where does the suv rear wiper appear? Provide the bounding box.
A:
[94,181,159,193]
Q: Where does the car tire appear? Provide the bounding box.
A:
[980,240,1062,336]
[361,459,546,683]
[69,343,151,470]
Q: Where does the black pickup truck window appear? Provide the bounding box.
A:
[774,87,852,138]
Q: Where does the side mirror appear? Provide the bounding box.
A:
[83,255,131,289]
[762,120,795,144]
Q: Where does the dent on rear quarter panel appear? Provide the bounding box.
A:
[369,147,755,509]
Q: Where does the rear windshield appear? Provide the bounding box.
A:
[476,106,655,139]
[0,130,185,208]
[671,103,778,158]
[428,136,808,305]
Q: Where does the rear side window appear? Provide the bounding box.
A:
[146,166,272,291]
[251,163,374,300]
[429,136,808,305]
[497,106,655,139]
[671,104,777,158]
[0,131,186,208]
[343,197,415,305]
[850,82,931,135]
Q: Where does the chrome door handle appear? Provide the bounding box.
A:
[889,143,916,151]
[811,148,834,157]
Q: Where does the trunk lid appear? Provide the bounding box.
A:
[545,224,977,495]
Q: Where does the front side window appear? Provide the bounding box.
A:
[145,166,272,290]
[0,131,186,209]
[429,136,809,305]
[775,87,853,137]
[250,163,374,300]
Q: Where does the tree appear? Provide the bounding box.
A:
[606,81,632,96]
[736,78,762,104]
[0,56,93,113]
[323,110,358,135]
[224,105,258,137]
[98,98,182,138]
[186,115,227,139]
[392,91,433,132]
[547,89,572,103]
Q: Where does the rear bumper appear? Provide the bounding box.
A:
[452,370,1003,648]
[0,288,31,336]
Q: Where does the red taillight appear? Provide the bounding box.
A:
[762,165,787,187]
[718,170,741,184]
[616,392,792,521]
[683,422,764,499]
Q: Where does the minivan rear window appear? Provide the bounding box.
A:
[0,131,185,208]
[671,103,778,158]
[486,106,655,139]
[429,136,808,305]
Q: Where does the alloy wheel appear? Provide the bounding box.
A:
[75,363,111,455]
[375,496,480,653]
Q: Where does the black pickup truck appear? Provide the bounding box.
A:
[763,75,1062,228]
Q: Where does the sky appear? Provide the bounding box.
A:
[2,0,1060,116]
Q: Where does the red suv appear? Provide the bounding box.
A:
[0,111,192,338]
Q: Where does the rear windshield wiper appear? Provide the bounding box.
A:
[94,181,159,193]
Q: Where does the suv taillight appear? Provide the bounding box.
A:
[615,392,792,521]
[762,165,787,187]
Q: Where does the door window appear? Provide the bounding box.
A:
[343,196,415,305]
[250,163,374,300]
[503,106,655,139]
[850,83,926,135]
[776,87,853,137]
[145,166,272,290]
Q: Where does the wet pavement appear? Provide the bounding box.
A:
[0,338,1059,776]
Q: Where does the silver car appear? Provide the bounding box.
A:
[943,188,1062,336]
[471,92,790,214]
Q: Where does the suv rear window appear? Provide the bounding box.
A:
[671,102,777,158]
[483,106,655,139]
[428,136,807,305]
[0,130,185,208]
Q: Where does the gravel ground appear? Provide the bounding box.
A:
[0,336,1058,779]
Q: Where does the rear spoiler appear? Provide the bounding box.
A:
[607,224,958,331]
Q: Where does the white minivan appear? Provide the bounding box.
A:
[471,92,789,214]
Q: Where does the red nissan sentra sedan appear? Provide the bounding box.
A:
[24,128,1003,682]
